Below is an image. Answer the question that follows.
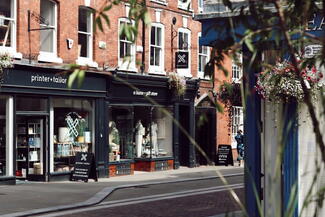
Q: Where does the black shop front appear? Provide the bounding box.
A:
[106,72,199,176]
[0,64,107,183]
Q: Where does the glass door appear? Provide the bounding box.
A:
[16,116,46,181]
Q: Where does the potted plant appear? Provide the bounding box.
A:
[77,118,86,143]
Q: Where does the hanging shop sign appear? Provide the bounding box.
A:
[175,51,189,69]
[216,144,234,166]
[71,152,98,182]
[1,69,106,93]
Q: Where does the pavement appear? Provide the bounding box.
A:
[0,166,244,217]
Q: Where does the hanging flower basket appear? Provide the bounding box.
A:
[0,54,13,85]
[219,81,242,107]
[168,72,186,96]
[255,60,324,103]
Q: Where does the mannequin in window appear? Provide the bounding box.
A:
[109,121,120,155]
[135,120,145,157]
[150,121,158,156]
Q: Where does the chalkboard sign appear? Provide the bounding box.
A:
[71,152,98,182]
[217,145,234,166]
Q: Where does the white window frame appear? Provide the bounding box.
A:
[231,106,244,148]
[232,52,243,83]
[149,23,165,75]
[198,0,203,13]
[150,0,168,6]
[198,32,210,79]
[38,0,62,63]
[177,28,191,77]
[76,7,97,68]
[178,0,192,11]
[118,18,137,72]
[0,0,21,59]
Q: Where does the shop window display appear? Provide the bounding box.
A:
[53,98,93,172]
[108,106,173,162]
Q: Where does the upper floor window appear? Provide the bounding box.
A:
[198,0,203,13]
[232,52,242,83]
[0,0,16,51]
[177,28,191,77]
[118,18,136,71]
[40,0,56,53]
[198,33,210,79]
[178,0,192,11]
[231,106,243,148]
[149,23,164,74]
[78,7,93,59]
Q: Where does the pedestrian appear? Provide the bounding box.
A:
[235,130,244,166]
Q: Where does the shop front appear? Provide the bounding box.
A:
[107,72,199,176]
[0,65,107,183]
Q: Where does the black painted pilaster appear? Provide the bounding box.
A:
[188,101,196,167]
[173,103,180,169]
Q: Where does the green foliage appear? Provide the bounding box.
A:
[219,82,242,107]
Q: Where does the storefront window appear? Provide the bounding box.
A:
[108,106,173,162]
[16,97,48,111]
[52,98,93,172]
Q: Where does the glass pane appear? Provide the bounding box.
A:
[0,0,11,18]
[150,46,154,65]
[120,41,125,58]
[53,98,93,172]
[0,96,7,176]
[125,42,131,56]
[16,117,45,177]
[150,26,155,46]
[108,107,133,162]
[78,8,91,33]
[184,33,188,50]
[40,29,54,52]
[199,55,202,72]
[179,32,183,49]
[151,107,173,157]
[155,47,160,66]
[16,97,48,112]
[157,27,161,46]
[78,33,88,57]
[41,0,55,26]
[0,19,11,47]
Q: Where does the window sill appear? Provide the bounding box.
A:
[148,67,166,75]
[150,0,168,6]
[76,57,98,68]
[118,60,137,72]
[0,47,22,59]
[38,52,63,64]
[178,6,194,13]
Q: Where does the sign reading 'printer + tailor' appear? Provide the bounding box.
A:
[31,74,67,84]
[2,69,106,93]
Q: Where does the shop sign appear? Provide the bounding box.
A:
[133,90,158,97]
[304,44,322,58]
[71,152,97,182]
[307,14,325,31]
[175,51,189,69]
[2,69,106,93]
[216,144,234,166]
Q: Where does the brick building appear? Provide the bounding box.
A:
[0,0,232,183]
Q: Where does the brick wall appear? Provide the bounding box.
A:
[14,0,202,73]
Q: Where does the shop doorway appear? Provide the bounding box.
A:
[15,116,47,181]
[178,105,190,166]
[195,108,216,165]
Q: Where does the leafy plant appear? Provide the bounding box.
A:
[0,53,13,85]
[168,72,187,96]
